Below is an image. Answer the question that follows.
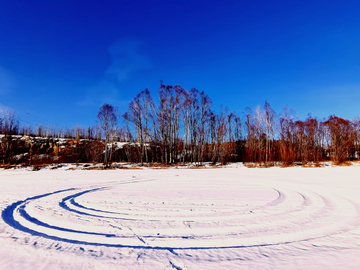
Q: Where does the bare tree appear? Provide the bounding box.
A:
[351,119,360,159]
[216,109,229,164]
[0,109,19,164]
[244,106,256,162]
[183,88,199,163]
[98,104,117,168]
[124,94,144,164]
[198,91,212,163]
[293,117,323,164]
[264,101,276,164]
[226,111,242,162]
[147,84,186,164]
[124,89,154,164]
[279,107,296,166]
[323,115,355,164]
[20,125,33,136]
[254,105,265,162]
[2,108,19,135]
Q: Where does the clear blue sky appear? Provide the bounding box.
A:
[0,0,359,129]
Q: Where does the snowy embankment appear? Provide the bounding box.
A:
[1,164,360,269]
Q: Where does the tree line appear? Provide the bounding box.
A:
[1,83,360,166]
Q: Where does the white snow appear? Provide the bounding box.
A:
[1,164,360,269]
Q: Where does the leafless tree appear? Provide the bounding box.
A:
[1,108,19,135]
[124,89,154,164]
[244,106,255,162]
[183,88,199,163]
[20,125,33,136]
[147,84,186,164]
[351,119,360,159]
[323,115,355,164]
[98,103,117,167]
[264,101,276,164]
[279,107,296,166]
[197,91,212,163]
[208,108,229,164]
[293,117,324,164]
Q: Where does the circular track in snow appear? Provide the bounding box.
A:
[2,177,359,250]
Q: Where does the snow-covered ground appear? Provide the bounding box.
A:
[1,164,360,269]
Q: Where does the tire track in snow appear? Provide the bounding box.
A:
[2,178,360,251]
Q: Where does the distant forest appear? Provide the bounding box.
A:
[1,83,359,167]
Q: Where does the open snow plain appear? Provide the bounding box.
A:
[1,164,360,269]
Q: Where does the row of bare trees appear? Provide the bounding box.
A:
[119,84,360,165]
[1,83,360,166]
[0,109,19,135]
[120,84,244,164]
[246,107,360,165]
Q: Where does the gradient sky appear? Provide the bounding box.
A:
[0,0,359,129]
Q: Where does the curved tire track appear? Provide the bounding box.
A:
[2,178,360,250]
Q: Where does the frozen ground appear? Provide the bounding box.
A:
[1,164,360,269]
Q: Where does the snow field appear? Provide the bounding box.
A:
[1,166,360,269]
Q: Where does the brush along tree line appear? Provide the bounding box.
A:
[1,83,360,166]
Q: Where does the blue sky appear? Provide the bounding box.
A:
[0,0,359,129]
